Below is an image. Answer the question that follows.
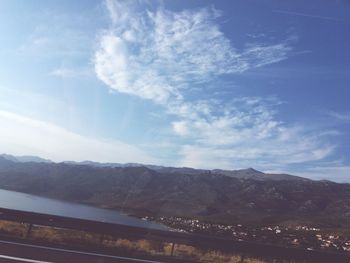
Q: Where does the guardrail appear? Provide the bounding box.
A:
[0,207,350,263]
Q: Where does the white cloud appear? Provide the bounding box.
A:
[172,121,189,136]
[94,0,336,171]
[95,1,291,105]
[0,110,155,164]
[167,97,335,169]
[177,129,334,170]
[95,33,176,104]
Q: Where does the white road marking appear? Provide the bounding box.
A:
[0,254,54,263]
[0,240,163,263]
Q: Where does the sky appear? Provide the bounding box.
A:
[0,0,349,182]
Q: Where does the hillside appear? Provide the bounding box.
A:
[0,156,349,227]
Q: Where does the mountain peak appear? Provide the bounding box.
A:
[239,168,263,174]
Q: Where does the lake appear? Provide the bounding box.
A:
[0,188,167,230]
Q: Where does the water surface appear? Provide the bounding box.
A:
[0,188,167,230]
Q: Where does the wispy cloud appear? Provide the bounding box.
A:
[326,110,350,122]
[19,25,88,59]
[273,10,341,22]
[95,0,291,105]
[17,9,96,60]
[49,67,92,78]
[171,98,335,169]
[94,0,336,171]
[0,110,155,164]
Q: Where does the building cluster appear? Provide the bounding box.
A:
[142,215,350,253]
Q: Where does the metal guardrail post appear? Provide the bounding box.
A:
[25,223,33,238]
[99,234,105,245]
[170,242,176,257]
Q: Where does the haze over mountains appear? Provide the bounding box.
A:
[0,153,308,182]
[0,154,350,228]
[0,154,52,164]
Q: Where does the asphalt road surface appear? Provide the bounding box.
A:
[0,240,163,263]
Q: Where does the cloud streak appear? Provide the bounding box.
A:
[273,10,341,22]
[94,0,336,171]
[326,110,350,122]
[171,98,335,169]
[0,110,155,164]
[49,67,92,79]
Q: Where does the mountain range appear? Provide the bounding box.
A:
[0,154,349,227]
[0,154,307,181]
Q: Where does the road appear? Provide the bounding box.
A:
[0,240,163,263]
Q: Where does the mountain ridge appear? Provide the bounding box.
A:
[1,153,307,181]
[0,155,349,227]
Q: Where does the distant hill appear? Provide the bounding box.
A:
[0,154,52,164]
[0,156,349,227]
[64,160,307,182]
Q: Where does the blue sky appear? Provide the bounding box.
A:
[0,0,349,181]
